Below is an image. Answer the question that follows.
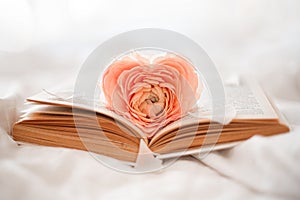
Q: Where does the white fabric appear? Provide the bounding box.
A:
[1,0,300,199]
[1,76,300,200]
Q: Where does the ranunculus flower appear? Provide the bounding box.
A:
[102,53,202,138]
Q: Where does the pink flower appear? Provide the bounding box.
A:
[102,53,202,138]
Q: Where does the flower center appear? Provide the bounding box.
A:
[131,85,167,119]
[146,95,158,104]
[139,92,164,118]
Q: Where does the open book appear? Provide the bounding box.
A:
[12,79,289,162]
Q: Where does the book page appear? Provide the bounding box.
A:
[225,78,278,119]
[153,78,278,139]
[27,90,147,139]
[27,77,278,143]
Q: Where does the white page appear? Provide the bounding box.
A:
[225,78,277,119]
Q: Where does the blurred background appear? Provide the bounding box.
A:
[0,0,300,101]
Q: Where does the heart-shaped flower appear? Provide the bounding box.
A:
[102,53,202,138]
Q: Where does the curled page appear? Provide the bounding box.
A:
[133,139,163,172]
